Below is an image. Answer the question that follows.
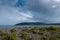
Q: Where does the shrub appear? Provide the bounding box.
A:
[40,35,50,40]
[19,31,30,40]
[30,28,38,34]
[10,28,16,33]
[46,26,56,31]
[46,26,57,34]
[3,33,16,40]
[38,31,44,35]
[0,30,6,37]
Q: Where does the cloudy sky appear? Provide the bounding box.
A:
[0,0,60,25]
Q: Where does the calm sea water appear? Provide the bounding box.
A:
[0,25,60,28]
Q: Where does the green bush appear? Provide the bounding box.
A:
[46,26,56,31]
[38,31,44,35]
[30,28,38,34]
[39,28,46,31]
[3,33,16,40]
[10,28,16,33]
[40,35,50,40]
[19,31,30,40]
[0,30,6,37]
[22,28,30,33]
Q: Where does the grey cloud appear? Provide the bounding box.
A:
[21,0,60,23]
[22,0,54,22]
[23,0,55,17]
[0,5,33,25]
[0,0,18,6]
[1,0,60,25]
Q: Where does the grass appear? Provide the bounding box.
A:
[0,26,60,40]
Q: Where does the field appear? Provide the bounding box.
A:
[0,25,60,40]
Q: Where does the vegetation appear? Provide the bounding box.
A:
[19,31,30,40]
[0,26,60,40]
[3,33,16,40]
[40,35,50,40]
[0,30,6,37]
[10,28,16,33]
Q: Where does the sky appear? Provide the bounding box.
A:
[0,0,60,25]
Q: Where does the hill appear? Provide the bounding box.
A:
[15,22,46,25]
[15,22,60,25]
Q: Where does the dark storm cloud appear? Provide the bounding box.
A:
[22,0,54,22]
[24,0,54,15]
[22,0,60,23]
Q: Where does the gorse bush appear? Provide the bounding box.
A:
[0,30,7,37]
[30,28,38,34]
[46,26,57,31]
[19,31,30,40]
[38,31,44,35]
[46,26,57,34]
[40,35,50,40]
[22,28,30,33]
[3,33,16,40]
[10,28,16,33]
[0,30,4,36]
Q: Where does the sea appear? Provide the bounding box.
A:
[0,25,60,28]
